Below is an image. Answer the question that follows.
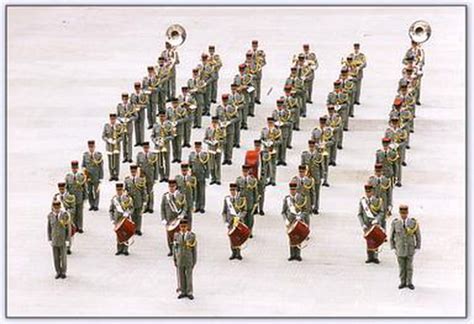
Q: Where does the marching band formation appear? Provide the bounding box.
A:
[47,21,428,299]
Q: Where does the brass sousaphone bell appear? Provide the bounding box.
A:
[408,20,431,44]
[166,24,186,48]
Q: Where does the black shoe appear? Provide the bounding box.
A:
[235,144,240,148]
[78,229,84,234]
[249,114,255,117]
[287,145,293,149]
[281,162,287,166]
[228,161,232,165]
[222,161,228,165]
[115,251,122,256]
[122,159,127,163]
[373,259,380,264]
[294,128,300,131]
[295,256,302,261]
[123,251,129,256]
[259,210,265,216]
[128,159,133,163]
[167,251,173,257]
[343,128,349,131]
[60,274,66,279]
[243,126,248,130]
[355,101,360,105]
[55,274,61,279]
[187,294,194,300]
[402,162,407,166]
[135,230,143,236]
[313,209,319,215]
[229,255,236,260]
[249,234,253,238]
[94,207,99,211]
[148,209,154,213]
[193,126,198,129]
[147,126,153,130]
[398,283,407,289]
[395,182,402,187]
[407,284,415,290]
[178,293,186,299]
[211,100,217,104]
[416,102,421,106]
[365,259,372,264]
[323,182,330,187]
[210,180,216,185]
[200,209,205,214]
[406,145,411,150]
[410,130,414,133]
[236,255,243,260]
[67,249,72,255]
[337,145,343,150]
[350,114,355,118]
[271,182,276,186]
[89,207,93,211]
[134,144,140,147]
[109,177,114,181]
[216,181,221,185]
[307,100,313,104]
[255,100,261,104]
[172,159,177,163]
[288,257,295,261]
[329,162,336,166]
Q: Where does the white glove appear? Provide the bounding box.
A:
[161,220,167,225]
[123,212,130,218]
[285,219,290,226]
[371,219,378,225]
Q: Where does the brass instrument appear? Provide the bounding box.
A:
[408,20,431,44]
[262,128,281,149]
[197,151,210,164]
[166,24,187,48]
[189,78,207,95]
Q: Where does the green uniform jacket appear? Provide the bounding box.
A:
[390,217,421,257]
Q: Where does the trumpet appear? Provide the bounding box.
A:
[189,78,207,94]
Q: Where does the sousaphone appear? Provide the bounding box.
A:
[408,20,431,44]
[166,24,187,48]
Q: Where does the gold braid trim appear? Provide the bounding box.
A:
[295,196,308,211]
[198,152,210,164]
[234,196,247,212]
[303,177,314,190]
[369,198,382,213]
[381,178,391,191]
[406,220,419,236]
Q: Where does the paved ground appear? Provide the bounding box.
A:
[6,6,466,317]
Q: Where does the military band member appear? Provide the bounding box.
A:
[65,160,87,233]
[179,86,196,147]
[286,67,307,117]
[204,116,225,185]
[222,183,247,260]
[47,200,70,279]
[301,140,323,214]
[294,53,314,108]
[291,165,316,225]
[188,142,209,213]
[260,142,277,187]
[244,52,258,116]
[156,56,170,112]
[252,140,266,215]
[124,165,147,236]
[136,142,157,213]
[357,184,385,264]
[173,218,197,300]
[376,137,401,187]
[403,41,424,106]
[368,163,393,215]
[216,94,239,165]
[325,104,344,150]
[261,117,284,166]
[175,163,196,227]
[81,140,104,211]
[282,183,310,262]
[351,43,367,105]
[199,53,213,116]
[166,98,186,163]
[188,68,205,128]
[312,116,336,167]
[327,81,350,131]
[208,45,222,103]
[130,81,147,146]
[236,165,258,237]
[109,183,133,255]
[161,179,187,256]
[234,64,254,119]
[151,112,174,182]
[52,182,76,255]
[117,93,136,163]
[390,205,421,290]
[230,83,248,130]
[102,113,123,181]
[249,40,266,105]
[142,66,159,129]
[273,99,293,150]
[302,44,319,103]
[339,66,357,120]
[282,84,301,131]
[385,117,408,167]
[161,42,179,100]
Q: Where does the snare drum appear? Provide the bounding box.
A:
[287,220,310,246]
[228,222,251,248]
[364,224,387,251]
[114,217,136,244]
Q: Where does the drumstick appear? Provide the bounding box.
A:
[266,87,273,96]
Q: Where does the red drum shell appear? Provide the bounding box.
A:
[228,222,251,247]
[364,224,387,250]
[114,217,136,244]
[245,150,260,179]
[287,220,310,246]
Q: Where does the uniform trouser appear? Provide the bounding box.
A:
[241,102,249,128]
[186,210,193,229]
[146,178,154,211]
[305,79,314,102]
[322,158,329,183]
[397,255,414,285]
[335,127,344,148]
[75,200,84,230]
[122,130,133,161]
[87,181,100,209]
[297,95,307,116]
[394,162,402,184]
[148,99,158,128]
[268,160,277,183]
[416,81,421,103]
[287,124,294,148]
[231,247,242,257]
[132,207,143,232]
[248,93,256,116]
[157,152,170,180]
[234,121,241,146]
[66,236,73,252]
[349,99,355,117]
[194,176,206,210]
[211,78,218,102]
[279,129,289,163]
[292,108,301,130]
[398,144,407,164]
[134,112,145,145]
[367,250,379,261]
[172,134,183,161]
[177,265,193,295]
[255,77,262,102]
[183,120,192,146]
[313,182,320,211]
[209,152,222,183]
[158,90,167,114]
[108,153,120,178]
[244,207,255,231]
[355,77,363,103]
[169,72,176,99]
[290,246,301,258]
[52,245,67,275]
[329,144,337,164]
[224,131,235,162]
[193,94,204,127]
[258,179,265,212]
[338,107,349,130]
[203,86,211,115]
[117,240,129,254]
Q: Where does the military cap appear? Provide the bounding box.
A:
[303,44,309,49]
[52,200,61,206]
[334,81,342,86]
[353,43,360,48]
[327,105,335,110]
[194,141,202,146]
[399,81,409,88]
[57,182,66,188]
[246,51,253,57]
[393,98,403,106]
[284,84,292,90]
[192,68,199,73]
[116,183,124,189]
[158,56,165,61]
[171,97,179,103]
[222,94,230,100]
[238,63,246,70]
[298,53,305,59]
[390,116,400,122]
[209,45,215,50]
[290,66,297,71]
[405,67,414,72]
[276,99,284,105]
[229,183,238,189]
[364,184,373,191]
[242,165,250,170]
[341,66,349,73]
[382,137,391,144]
[211,116,219,121]
[147,66,154,71]
[165,41,171,47]
[399,204,409,212]
[254,139,262,144]
[168,179,177,185]
[347,55,353,60]
[71,160,79,167]
[230,83,238,87]
[180,218,188,225]
[130,164,138,170]
[134,82,141,88]
[267,117,275,122]
[158,111,166,116]
[201,53,208,58]
[110,113,117,118]
[308,139,316,145]
[180,163,189,169]
[289,182,297,189]
[142,141,150,146]
[406,54,415,61]
[374,163,383,170]
[298,165,307,171]
[122,93,129,98]
[319,116,327,122]
[252,40,258,45]
[181,86,189,90]
[88,140,95,145]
